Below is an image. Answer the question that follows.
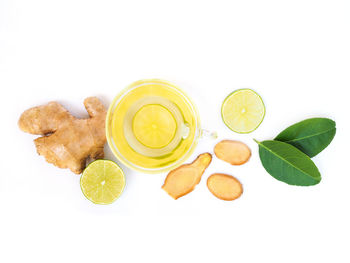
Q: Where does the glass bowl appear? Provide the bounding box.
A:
[106,79,202,174]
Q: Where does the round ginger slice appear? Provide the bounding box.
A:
[214,140,251,165]
[207,173,243,201]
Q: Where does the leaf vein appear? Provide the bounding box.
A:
[282,128,335,143]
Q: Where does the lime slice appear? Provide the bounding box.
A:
[80,160,125,205]
[132,104,177,149]
[221,89,265,133]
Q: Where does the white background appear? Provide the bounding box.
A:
[1,0,349,262]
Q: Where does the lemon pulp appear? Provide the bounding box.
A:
[221,89,265,133]
[80,160,125,205]
[132,104,177,149]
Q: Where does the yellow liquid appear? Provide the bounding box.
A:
[108,80,199,172]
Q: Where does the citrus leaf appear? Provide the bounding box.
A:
[275,118,336,157]
[255,140,321,186]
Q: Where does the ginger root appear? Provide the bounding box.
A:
[207,173,243,201]
[162,153,212,199]
[214,140,251,165]
[18,97,107,174]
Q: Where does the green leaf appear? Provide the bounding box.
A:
[255,140,321,186]
[275,118,336,157]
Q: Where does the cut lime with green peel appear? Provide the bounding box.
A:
[80,160,125,205]
[221,89,265,134]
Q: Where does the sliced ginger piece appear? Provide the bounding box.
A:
[207,173,243,201]
[18,97,106,174]
[162,153,212,199]
[214,140,251,165]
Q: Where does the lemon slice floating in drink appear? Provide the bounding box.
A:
[221,89,265,133]
[132,104,177,149]
[80,160,125,204]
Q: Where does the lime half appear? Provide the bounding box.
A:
[221,89,265,133]
[80,160,125,205]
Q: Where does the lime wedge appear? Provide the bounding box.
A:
[221,89,265,133]
[132,104,177,149]
[80,160,125,205]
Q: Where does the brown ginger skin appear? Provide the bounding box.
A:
[18,97,107,174]
[162,153,212,200]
